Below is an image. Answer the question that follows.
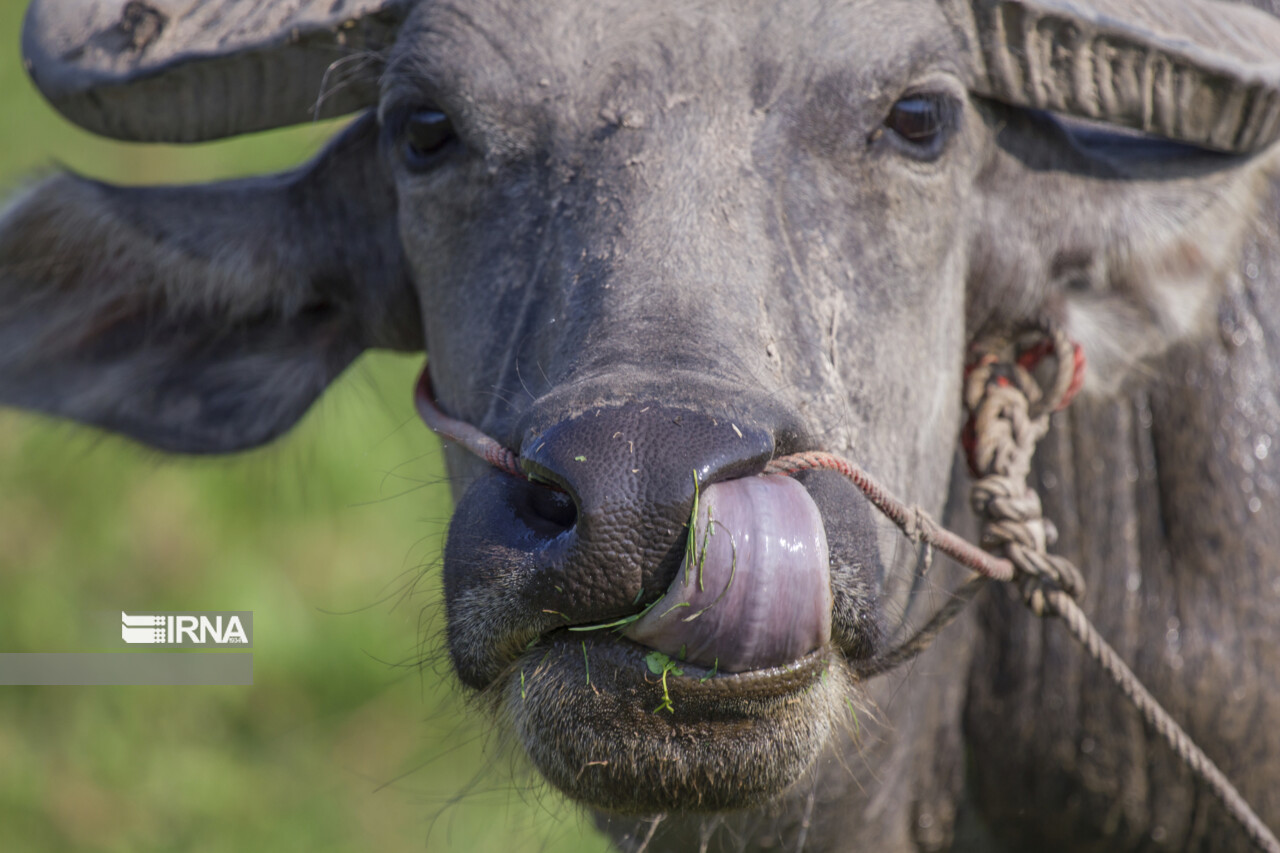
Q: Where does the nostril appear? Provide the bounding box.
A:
[524,484,578,533]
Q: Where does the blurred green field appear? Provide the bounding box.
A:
[0,1,608,850]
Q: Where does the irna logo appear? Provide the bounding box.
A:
[121,612,252,647]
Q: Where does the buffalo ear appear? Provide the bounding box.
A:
[0,113,422,454]
[967,106,1271,392]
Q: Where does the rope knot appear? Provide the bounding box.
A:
[902,503,941,545]
[1009,546,1086,614]
[964,329,1086,603]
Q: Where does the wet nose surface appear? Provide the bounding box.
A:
[519,403,774,614]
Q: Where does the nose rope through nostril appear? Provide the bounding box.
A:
[413,368,535,483]
[412,362,1016,583]
[412,341,1280,853]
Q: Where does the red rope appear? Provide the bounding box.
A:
[415,368,524,479]
[762,451,1015,583]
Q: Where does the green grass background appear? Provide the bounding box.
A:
[0,1,608,849]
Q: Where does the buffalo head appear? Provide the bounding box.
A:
[5,0,1280,848]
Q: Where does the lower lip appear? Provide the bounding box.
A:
[529,630,832,704]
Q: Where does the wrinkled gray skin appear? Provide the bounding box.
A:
[2,0,1280,850]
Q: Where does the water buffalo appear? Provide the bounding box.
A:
[3,0,1279,850]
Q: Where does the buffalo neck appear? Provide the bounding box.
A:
[960,183,1280,851]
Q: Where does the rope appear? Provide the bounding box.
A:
[414,369,523,479]
[1046,589,1280,853]
[411,329,1279,852]
[761,452,1015,583]
[962,331,1085,611]
[960,330,1276,852]
[852,576,988,680]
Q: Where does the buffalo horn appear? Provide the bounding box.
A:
[958,0,1280,153]
[21,0,409,142]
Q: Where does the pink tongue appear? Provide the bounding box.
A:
[623,474,832,673]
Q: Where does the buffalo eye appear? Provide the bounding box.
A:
[402,109,457,170]
[882,93,956,158]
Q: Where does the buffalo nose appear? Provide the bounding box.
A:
[444,403,774,634]
[520,404,774,615]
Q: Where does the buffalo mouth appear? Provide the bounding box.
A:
[504,632,843,814]
[484,473,847,814]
